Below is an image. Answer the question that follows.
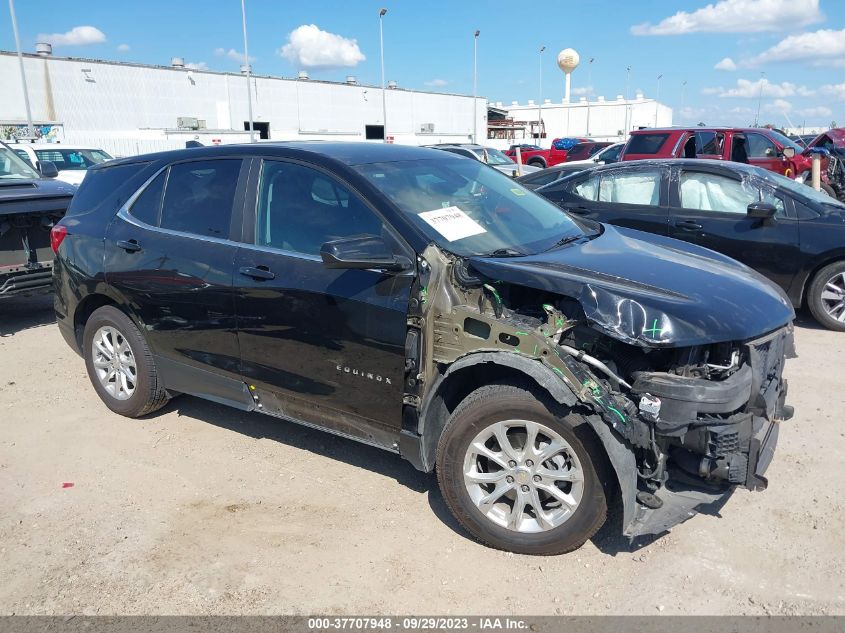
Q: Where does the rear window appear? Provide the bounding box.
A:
[159,159,241,238]
[66,163,148,216]
[625,133,670,155]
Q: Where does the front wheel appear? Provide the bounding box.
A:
[807,261,845,331]
[436,384,607,555]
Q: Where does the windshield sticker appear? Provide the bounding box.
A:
[418,206,487,242]
[510,188,526,196]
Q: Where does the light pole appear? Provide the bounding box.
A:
[754,71,766,127]
[681,80,687,120]
[240,0,255,142]
[586,58,594,137]
[8,0,34,139]
[625,65,631,100]
[538,46,545,141]
[473,29,479,144]
[379,8,388,143]
[655,73,663,127]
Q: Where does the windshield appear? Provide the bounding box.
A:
[759,168,845,209]
[355,157,584,256]
[33,148,112,171]
[0,145,40,180]
[766,130,804,154]
[474,148,515,166]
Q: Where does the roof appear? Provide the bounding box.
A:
[631,126,784,134]
[0,50,480,100]
[94,141,453,170]
[588,157,764,176]
[9,143,108,151]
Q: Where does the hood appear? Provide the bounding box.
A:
[469,224,794,348]
[57,170,86,186]
[0,177,75,216]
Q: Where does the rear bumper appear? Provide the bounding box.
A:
[0,263,53,298]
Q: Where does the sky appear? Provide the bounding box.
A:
[2,0,844,129]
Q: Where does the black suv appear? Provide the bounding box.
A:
[1,141,73,298]
[53,143,794,555]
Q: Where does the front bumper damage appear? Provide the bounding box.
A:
[625,326,795,539]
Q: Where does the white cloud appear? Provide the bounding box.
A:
[765,98,793,113]
[424,79,449,87]
[571,85,593,96]
[631,0,821,35]
[214,48,255,65]
[820,83,845,101]
[707,78,814,98]
[714,57,737,71]
[798,106,832,118]
[280,24,365,70]
[748,28,845,67]
[37,25,106,46]
[116,43,130,52]
[185,62,208,71]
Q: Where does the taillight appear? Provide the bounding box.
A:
[50,224,68,254]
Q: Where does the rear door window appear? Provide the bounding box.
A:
[695,132,726,156]
[598,170,662,206]
[159,159,242,238]
[625,133,670,155]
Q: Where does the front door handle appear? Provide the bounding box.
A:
[239,265,275,281]
[116,239,142,252]
[675,220,703,230]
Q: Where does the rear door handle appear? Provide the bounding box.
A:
[675,220,702,230]
[116,239,142,252]
[239,265,275,281]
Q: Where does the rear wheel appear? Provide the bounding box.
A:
[436,384,607,555]
[527,158,546,169]
[83,306,169,417]
[820,183,836,197]
[807,261,845,331]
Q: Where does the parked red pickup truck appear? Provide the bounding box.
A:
[621,127,824,184]
[504,137,589,168]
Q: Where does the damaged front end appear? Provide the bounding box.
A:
[407,239,795,540]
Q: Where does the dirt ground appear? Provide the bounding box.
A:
[0,293,843,616]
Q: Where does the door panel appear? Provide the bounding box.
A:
[234,159,413,448]
[104,159,248,379]
[668,168,801,292]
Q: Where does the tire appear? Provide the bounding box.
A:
[527,158,546,169]
[436,383,607,555]
[820,183,836,198]
[807,261,845,331]
[82,305,169,417]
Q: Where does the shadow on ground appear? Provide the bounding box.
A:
[0,292,55,337]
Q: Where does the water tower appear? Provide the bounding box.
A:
[557,48,580,102]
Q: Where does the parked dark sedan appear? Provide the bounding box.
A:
[537,159,845,330]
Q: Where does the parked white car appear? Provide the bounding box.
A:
[8,144,113,186]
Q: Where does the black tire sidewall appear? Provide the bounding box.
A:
[82,306,156,416]
[437,386,607,555]
[808,261,845,332]
[528,158,546,168]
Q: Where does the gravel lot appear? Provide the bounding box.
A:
[1,293,843,616]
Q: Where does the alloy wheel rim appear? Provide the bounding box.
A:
[463,419,584,533]
[821,272,845,323]
[91,326,137,400]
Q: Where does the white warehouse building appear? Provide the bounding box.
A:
[0,48,487,157]
[488,94,673,148]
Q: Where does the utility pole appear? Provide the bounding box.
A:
[586,58,594,137]
[473,30,479,144]
[655,73,663,127]
[625,65,631,101]
[8,0,34,138]
[681,80,687,118]
[379,8,388,142]
[754,71,766,127]
[538,46,545,141]
[240,0,255,142]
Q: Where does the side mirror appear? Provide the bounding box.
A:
[747,202,777,219]
[320,235,410,272]
[782,147,796,159]
[37,160,59,179]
